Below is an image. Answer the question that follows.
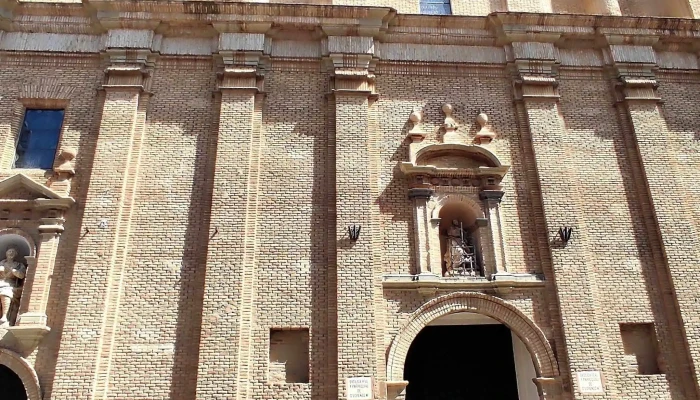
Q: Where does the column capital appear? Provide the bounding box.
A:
[101,29,160,91]
[324,36,378,95]
[215,32,269,92]
[606,43,661,103]
[533,376,563,400]
[509,42,560,100]
[408,188,434,200]
[102,48,157,92]
[38,217,66,235]
[479,190,505,203]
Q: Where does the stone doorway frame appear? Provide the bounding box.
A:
[0,348,41,400]
[385,292,561,399]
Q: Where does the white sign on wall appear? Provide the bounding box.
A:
[577,371,604,394]
[346,377,373,400]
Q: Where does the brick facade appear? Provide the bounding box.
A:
[0,1,700,400]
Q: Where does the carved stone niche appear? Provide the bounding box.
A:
[399,140,510,284]
[0,174,74,357]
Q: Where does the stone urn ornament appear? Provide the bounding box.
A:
[474,112,496,144]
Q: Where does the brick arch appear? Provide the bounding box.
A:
[386,292,559,381]
[430,192,484,220]
[0,348,41,400]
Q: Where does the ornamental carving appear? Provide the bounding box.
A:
[400,103,511,283]
[401,104,508,190]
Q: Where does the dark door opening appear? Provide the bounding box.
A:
[0,364,28,400]
[404,324,519,400]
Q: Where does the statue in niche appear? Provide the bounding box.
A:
[0,248,26,326]
[443,220,477,277]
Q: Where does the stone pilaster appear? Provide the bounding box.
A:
[325,33,384,399]
[511,41,607,398]
[479,190,507,276]
[51,28,156,399]
[195,30,267,400]
[16,219,64,326]
[610,42,700,398]
[408,188,434,276]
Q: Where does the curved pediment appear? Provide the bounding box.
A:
[401,143,508,181]
[415,143,502,169]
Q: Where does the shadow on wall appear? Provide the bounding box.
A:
[168,70,219,400]
[33,78,106,399]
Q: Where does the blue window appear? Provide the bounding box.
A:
[15,109,64,169]
[420,0,451,15]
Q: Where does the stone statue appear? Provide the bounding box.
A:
[443,220,475,276]
[0,248,26,326]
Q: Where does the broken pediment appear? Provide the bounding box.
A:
[0,174,74,210]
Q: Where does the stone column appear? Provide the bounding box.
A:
[195,30,268,400]
[511,41,607,398]
[51,28,156,399]
[610,42,700,397]
[480,190,507,277]
[408,188,435,276]
[326,32,385,399]
[16,218,64,326]
[427,216,443,277]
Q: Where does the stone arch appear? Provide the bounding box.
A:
[0,228,36,257]
[386,292,559,382]
[0,348,41,400]
[430,192,484,220]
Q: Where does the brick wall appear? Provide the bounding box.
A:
[1,4,700,400]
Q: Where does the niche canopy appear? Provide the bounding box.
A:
[400,104,509,188]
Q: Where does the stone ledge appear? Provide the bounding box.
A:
[382,272,546,291]
[0,325,50,358]
[383,380,408,400]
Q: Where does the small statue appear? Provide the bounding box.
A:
[443,220,476,277]
[0,248,26,326]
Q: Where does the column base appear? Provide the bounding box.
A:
[0,325,50,357]
[16,312,48,326]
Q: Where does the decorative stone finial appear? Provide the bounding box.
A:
[407,109,425,142]
[442,104,456,129]
[474,112,496,144]
[442,103,461,143]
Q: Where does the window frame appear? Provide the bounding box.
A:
[419,0,452,15]
[13,108,66,171]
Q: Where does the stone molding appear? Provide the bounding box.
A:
[386,292,560,389]
[2,6,700,71]
[0,348,41,400]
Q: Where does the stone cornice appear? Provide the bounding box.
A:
[2,4,700,68]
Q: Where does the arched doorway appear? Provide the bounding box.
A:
[0,364,28,399]
[0,349,41,400]
[403,313,538,399]
[386,292,561,400]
